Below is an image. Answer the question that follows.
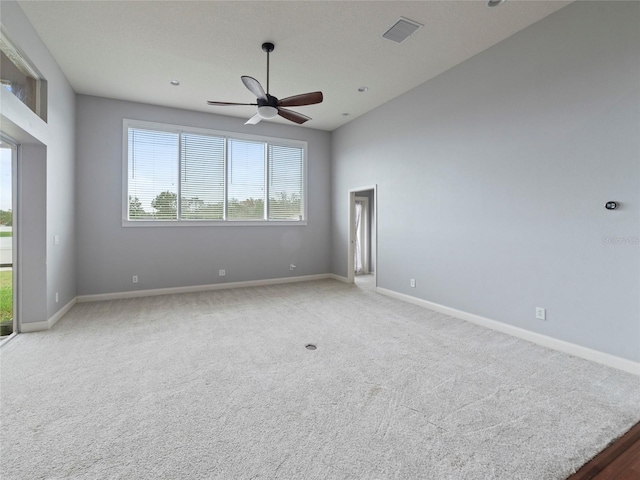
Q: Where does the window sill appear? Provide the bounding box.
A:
[122,220,308,227]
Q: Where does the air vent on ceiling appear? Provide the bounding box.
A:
[382,17,423,43]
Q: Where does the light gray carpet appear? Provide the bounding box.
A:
[1,279,639,479]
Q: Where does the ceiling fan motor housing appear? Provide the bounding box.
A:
[257,94,279,119]
[257,94,279,108]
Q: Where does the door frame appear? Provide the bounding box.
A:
[347,184,377,285]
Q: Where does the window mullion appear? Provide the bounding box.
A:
[264,142,269,221]
[177,132,183,220]
[223,137,228,220]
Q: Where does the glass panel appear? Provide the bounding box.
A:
[268,144,304,220]
[0,143,14,336]
[128,128,179,220]
[227,139,265,220]
[180,133,225,220]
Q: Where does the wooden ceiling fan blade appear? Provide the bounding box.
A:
[207,101,257,106]
[278,91,323,107]
[244,113,262,125]
[241,76,267,101]
[277,107,311,125]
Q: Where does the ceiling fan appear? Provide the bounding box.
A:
[207,42,323,125]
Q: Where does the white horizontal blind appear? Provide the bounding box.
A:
[227,139,265,220]
[268,144,304,220]
[128,128,179,220]
[180,133,225,220]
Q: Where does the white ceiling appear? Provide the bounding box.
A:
[17,0,571,131]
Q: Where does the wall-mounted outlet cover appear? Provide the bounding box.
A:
[55,292,59,303]
[536,307,546,320]
[410,279,416,288]
[219,269,226,277]
[132,275,138,284]
[290,264,296,271]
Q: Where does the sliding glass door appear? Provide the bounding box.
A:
[0,140,16,338]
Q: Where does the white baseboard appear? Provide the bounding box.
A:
[21,297,77,333]
[328,273,351,284]
[376,287,640,376]
[77,274,334,303]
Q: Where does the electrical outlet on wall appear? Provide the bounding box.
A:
[290,264,296,271]
[55,292,59,303]
[536,307,546,320]
[410,279,416,288]
[132,275,138,284]
[219,269,226,277]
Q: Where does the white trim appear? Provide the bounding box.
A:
[376,287,640,376]
[328,273,350,284]
[20,321,50,333]
[121,220,308,228]
[123,118,309,146]
[348,191,355,284]
[0,29,41,79]
[0,331,18,347]
[77,274,332,303]
[20,297,77,333]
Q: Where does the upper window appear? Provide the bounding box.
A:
[0,30,48,122]
[123,120,306,226]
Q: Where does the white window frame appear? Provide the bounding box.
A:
[122,119,308,227]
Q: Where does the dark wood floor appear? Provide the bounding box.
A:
[567,421,640,480]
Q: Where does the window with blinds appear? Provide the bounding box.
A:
[227,139,265,221]
[124,120,306,225]
[268,144,304,221]
[181,133,225,220]
[128,128,179,220]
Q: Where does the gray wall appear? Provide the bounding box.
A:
[75,95,331,295]
[18,144,47,324]
[0,0,76,323]
[331,1,640,362]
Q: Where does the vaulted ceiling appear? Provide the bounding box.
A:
[18,1,571,131]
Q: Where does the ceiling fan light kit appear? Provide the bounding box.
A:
[207,42,323,126]
[258,105,278,119]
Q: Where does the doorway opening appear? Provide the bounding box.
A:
[0,139,17,340]
[348,185,377,289]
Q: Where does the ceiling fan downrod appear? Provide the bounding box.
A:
[262,42,274,94]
